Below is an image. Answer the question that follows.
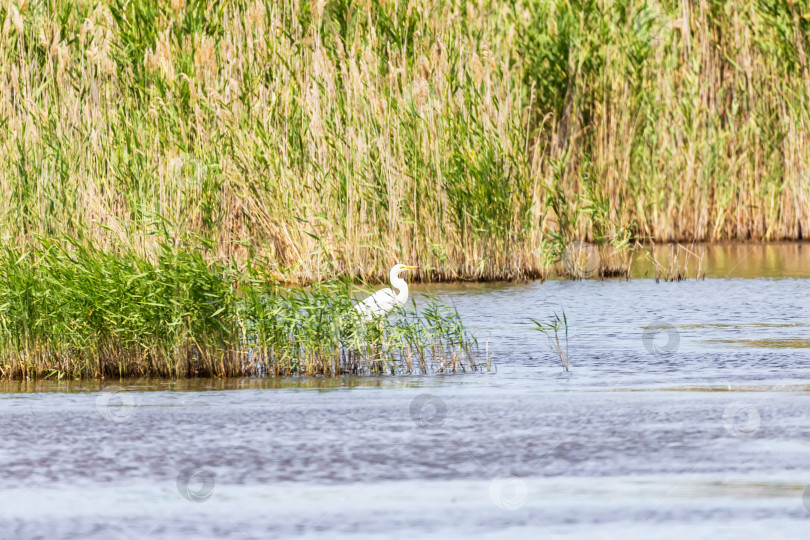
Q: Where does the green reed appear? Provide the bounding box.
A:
[0,238,479,379]
[531,311,570,372]
[0,0,808,285]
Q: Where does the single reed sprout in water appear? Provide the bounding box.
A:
[531,311,570,372]
[0,239,481,380]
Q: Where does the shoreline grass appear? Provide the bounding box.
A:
[1,1,808,284]
[0,238,481,380]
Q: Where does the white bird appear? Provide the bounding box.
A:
[355,264,419,321]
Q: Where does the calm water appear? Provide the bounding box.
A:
[1,245,809,539]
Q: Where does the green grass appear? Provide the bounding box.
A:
[0,237,479,379]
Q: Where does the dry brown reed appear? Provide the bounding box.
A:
[0,0,808,284]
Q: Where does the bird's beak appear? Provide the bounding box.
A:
[403,265,420,270]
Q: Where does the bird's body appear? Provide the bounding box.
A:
[355,264,419,321]
[354,288,402,320]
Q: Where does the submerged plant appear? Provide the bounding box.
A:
[531,311,570,372]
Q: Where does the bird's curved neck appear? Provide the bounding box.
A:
[390,270,409,304]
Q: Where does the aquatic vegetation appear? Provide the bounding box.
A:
[703,338,810,349]
[531,311,570,372]
[0,240,480,380]
[643,243,706,282]
[0,1,807,284]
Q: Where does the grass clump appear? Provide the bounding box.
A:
[0,239,479,380]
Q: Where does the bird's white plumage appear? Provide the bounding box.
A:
[354,264,418,321]
[355,288,400,320]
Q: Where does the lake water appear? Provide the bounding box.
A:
[1,244,809,539]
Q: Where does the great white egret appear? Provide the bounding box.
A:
[355,264,419,321]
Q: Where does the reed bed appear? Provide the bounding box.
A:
[0,239,480,380]
[1,0,808,284]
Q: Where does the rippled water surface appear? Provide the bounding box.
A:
[1,246,809,539]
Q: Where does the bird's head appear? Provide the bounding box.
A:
[391,264,420,278]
